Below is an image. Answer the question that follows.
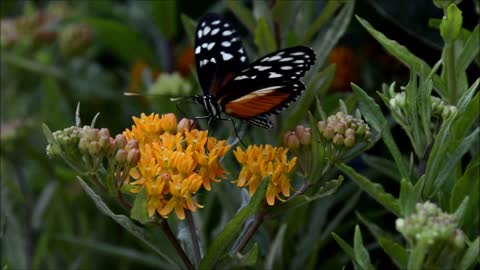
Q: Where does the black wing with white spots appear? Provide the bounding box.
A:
[194,13,249,96]
[216,46,316,115]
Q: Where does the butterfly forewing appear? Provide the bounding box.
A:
[216,46,316,120]
[194,13,249,96]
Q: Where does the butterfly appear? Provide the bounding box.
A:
[192,13,316,128]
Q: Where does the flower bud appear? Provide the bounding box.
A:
[161,113,177,133]
[114,134,127,148]
[298,128,311,145]
[84,127,99,141]
[323,125,335,140]
[88,141,100,156]
[98,135,110,151]
[127,148,141,166]
[99,128,110,138]
[177,118,194,132]
[125,139,139,152]
[344,134,355,147]
[317,121,326,133]
[78,137,89,153]
[283,131,300,149]
[332,134,344,146]
[452,229,465,249]
[115,149,127,164]
[295,125,306,136]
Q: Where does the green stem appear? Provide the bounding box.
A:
[446,43,457,104]
[185,210,201,270]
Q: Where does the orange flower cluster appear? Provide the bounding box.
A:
[234,145,297,206]
[124,113,230,220]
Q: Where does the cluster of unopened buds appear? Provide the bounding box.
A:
[396,201,465,249]
[389,92,457,119]
[283,125,312,149]
[46,125,140,173]
[317,112,371,148]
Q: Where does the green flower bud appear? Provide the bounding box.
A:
[333,134,344,146]
[88,141,100,156]
[317,121,326,134]
[98,135,110,151]
[323,125,335,140]
[344,134,355,147]
[115,149,127,164]
[78,137,89,153]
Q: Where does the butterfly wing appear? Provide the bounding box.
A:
[194,13,249,96]
[215,46,316,127]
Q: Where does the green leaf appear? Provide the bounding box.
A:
[265,224,287,270]
[362,154,401,182]
[332,233,358,268]
[458,237,480,270]
[200,180,268,269]
[130,188,150,224]
[283,64,335,133]
[151,1,177,39]
[254,18,277,55]
[310,0,354,66]
[216,244,259,270]
[440,4,463,43]
[456,79,479,113]
[452,91,480,143]
[354,225,374,270]
[356,16,446,97]
[85,18,155,65]
[269,176,343,216]
[301,0,342,44]
[42,124,55,145]
[181,14,197,46]
[60,237,170,268]
[456,25,480,74]
[431,128,479,194]
[77,177,180,268]
[378,237,408,269]
[337,163,401,216]
[32,181,57,229]
[423,114,456,196]
[356,212,387,240]
[450,154,479,236]
[225,0,256,34]
[399,178,417,217]
[453,196,469,228]
[351,83,410,182]
[408,240,430,270]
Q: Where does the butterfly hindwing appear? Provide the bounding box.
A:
[216,46,315,121]
[194,13,249,96]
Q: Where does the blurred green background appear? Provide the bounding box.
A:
[1,0,478,269]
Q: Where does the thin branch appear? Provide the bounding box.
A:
[157,220,194,270]
[185,210,201,269]
[233,209,266,254]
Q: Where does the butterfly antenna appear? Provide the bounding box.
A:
[229,118,246,147]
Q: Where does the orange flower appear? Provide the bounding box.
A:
[234,145,297,206]
[125,113,230,219]
[128,59,160,93]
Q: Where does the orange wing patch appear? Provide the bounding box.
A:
[224,88,290,118]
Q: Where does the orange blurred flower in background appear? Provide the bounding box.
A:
[328,45,359,92]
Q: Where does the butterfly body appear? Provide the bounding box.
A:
[193,13,316,128]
